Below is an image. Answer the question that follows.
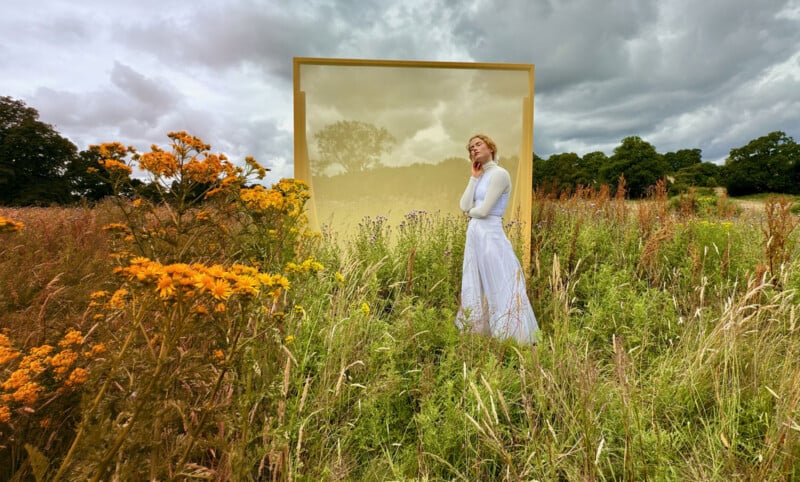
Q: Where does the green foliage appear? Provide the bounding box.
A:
[0,96,78,206]
[725,131,800,196]
[533,151,607,192]
[602,136,670,198]
[664,148,702,172]
[669,161,721,194]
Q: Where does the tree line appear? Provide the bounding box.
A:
[534,132,800,197]
[2,95,798,206]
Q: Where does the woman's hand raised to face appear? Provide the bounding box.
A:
[471,160,483,178]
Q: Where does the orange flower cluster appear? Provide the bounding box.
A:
[0,216,24,233]
[111,257,291,304]
[138,148,180,178]
[0,329,102,423]
[135,131,242,192]
[86,142,136,180]
[96,141,133,160]
[102,223,132,234]
[98,159,133,175]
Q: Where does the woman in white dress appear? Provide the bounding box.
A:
[456,134,539,344]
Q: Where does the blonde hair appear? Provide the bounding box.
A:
[467,134,498,161]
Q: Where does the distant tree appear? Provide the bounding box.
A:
[601,136,669,197]
[663,148,702,172]
[532,155,553,190]
[724,131,800,196]
[533,152,573,191]
[579,151,608,187]
[670,162,721,194]
[313,120,396,174]
[0,96,77,205]
[533,151,608,193]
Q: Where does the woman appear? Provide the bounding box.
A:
[456,134,539,344]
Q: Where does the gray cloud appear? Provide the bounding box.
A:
[1,0,799,182]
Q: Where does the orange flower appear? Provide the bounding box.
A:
[8,382,42,405]
[65,368,88,387]
[0,405,10,423]
[98,159,132,175]
[0,216,24,233]
[58,329,84,347]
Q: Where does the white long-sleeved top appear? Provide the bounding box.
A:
[459,161,511,218]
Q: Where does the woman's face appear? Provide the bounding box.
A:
[468,137,494,164]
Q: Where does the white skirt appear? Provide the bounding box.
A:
[456,215,539,344]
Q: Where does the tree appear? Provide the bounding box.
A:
[0,96,77,205]
[724,131,800,196]
[670,162,721,194]
[533,152,581,191]
[663,148,701,172]
[601,136,669,197]
[579,151,608,187]
[313,120,396,175]
[67,148,116,201]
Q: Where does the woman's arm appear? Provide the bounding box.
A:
[459,177,478,212]
[467,169,510,218]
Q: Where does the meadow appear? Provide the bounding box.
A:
[1,134,799,481]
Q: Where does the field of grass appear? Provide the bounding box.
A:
[2,139,800,480]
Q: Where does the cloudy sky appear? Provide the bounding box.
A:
[2,0,799,184]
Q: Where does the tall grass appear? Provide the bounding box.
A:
[2,150,800,480]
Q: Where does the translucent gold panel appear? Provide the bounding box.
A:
[293,58,534,256]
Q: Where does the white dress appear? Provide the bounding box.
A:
[456,162,539,344]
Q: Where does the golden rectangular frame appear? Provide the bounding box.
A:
[293,57,534,268]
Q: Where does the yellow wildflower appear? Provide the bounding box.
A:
[335,272,345,283]
[233,275,259,296]
[108,288,128,309]
[156,275,176,299]
[361,303,370,316]
[284,335,295,345]
[209,279,233,300]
